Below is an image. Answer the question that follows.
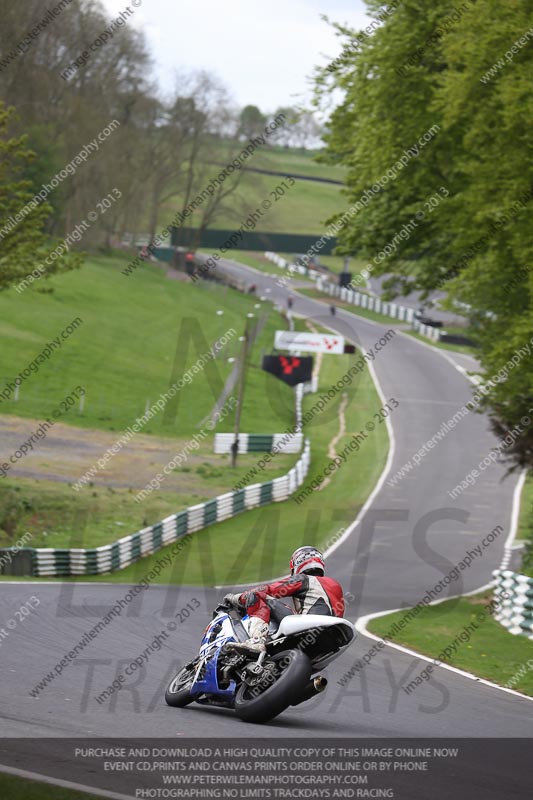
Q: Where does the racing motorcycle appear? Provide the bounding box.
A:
[165,599,356,724]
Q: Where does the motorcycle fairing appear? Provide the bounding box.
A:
[272,614,355,639]
[269,615,356,670]
[192,611,242,699]
[189,609,356,701]
[190,647,237,700]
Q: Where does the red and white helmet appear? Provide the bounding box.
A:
[290,546,325,576]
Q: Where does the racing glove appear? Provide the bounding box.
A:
[223,592,245,609]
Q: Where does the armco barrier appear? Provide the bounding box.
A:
[492,569,533,640]
[264,251,441,334]
[7,372,311,577]
[412,319,441,342]
[214,433,304,454]
[315,277,465,345]
[26,439,311,577]
[265,251,307,276]
[0,548,34,576]
[316,277,416,326]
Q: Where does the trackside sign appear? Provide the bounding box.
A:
[275,331,345,354]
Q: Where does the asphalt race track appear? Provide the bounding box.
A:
[1,258,531,793]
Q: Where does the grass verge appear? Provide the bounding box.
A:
[0,251,305,549]
[367,590,533,697]
[1,252,389,582]
[517,472,533,542]
[0,252,296,437]
[0,773,101,800]
[517,472,533,577]
[28,344,388,585]
[0,478,207,550]
[162,168,345,235]
[404,330,476,355]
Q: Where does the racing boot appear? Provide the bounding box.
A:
[230,617,269,654]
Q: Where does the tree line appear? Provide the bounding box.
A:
[0,0,316,290]
[317,0,533,470]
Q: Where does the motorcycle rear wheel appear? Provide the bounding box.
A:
[165,662,197,707]
[234,649,311,724]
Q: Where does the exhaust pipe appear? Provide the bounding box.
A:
[292,676,328,706]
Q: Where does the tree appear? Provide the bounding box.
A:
[315,0,533,469]
[0,0,154,245]
[292,110,324,150]
[0,103,80,291]
[0,1,250,252]
[239,105,266,140]
[140,72,244,244]
[269,107,301,147]
[437,0,533,469]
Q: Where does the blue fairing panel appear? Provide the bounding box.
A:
[191,647,236,700]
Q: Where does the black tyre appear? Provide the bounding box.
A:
[234,649,311,724]
[165,662,197,708]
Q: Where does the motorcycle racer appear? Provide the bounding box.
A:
[224,546,345,654]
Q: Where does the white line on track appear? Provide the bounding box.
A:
[322,357,396,559]
[308,303,533,704]
[355,465,530,703]
[214,315,395,589]
[500,468,527,570]
[356,580,533,705]
[4,276,528,707]
[396,328,478,383]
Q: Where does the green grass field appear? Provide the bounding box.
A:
[207,140,347,185]
[0,352,388,583]
[517,473,533,542]
[517,472,533,577]
[160,143,348,236]
[0,252,305,548]
[0,447,289,550]
[10,340,388,585]
[0,253,296,437]
[25,341,388,585]
[163,172,346,236]
[0,251,389,576]
[0,479,206,550]
[368,591,533,697]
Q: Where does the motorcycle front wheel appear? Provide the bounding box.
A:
[165,662,198,707]
[234,649,311,724]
